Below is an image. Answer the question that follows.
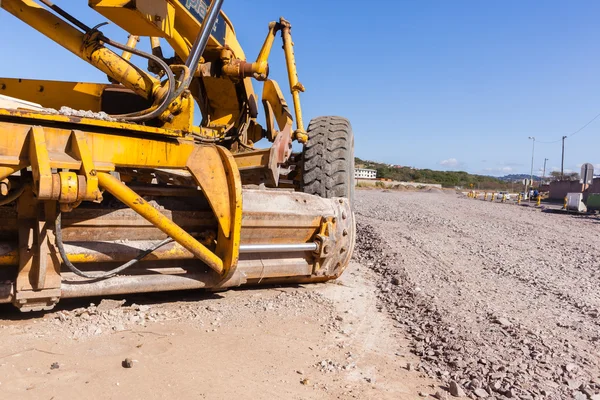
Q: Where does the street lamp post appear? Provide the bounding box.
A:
[528,136,535,190]
[542,158,548,184]
[561,136,567,180]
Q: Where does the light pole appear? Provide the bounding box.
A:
[528,136,535,189]
[542,158,548,184]
[561,136,567,180]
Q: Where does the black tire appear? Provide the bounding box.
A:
[302,116,354,205]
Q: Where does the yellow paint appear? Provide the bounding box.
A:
[1,0,159,100]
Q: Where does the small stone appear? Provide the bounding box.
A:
[50,362,59,370]
[573,391,587,400]
[495,317,512,327]
[567,379,582,390]
[433,391,449,400]
[296,370,304,375]
[565,363,577,372]
[97,299,126,312]
[406,362,414,371]
[470,378,482,389]
[300,378,310,385]
[474,388,488,398]
[449,381,466,397]
[418,392,428,397]
[122,358,133,368]
[391,276,401,285]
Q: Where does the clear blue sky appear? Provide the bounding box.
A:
[2,1,600,177]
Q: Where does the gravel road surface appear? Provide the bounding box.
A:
[355,189,600,399]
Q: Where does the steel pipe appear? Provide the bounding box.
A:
[182,0,225,89]
[239,243,316,253]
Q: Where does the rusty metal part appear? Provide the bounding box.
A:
[96,172,224,275]
[0,189,354,307]
[222,58,257,80]
[0,241,317,266]
[14,188,62,311]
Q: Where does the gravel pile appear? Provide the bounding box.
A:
[353,190,600,399]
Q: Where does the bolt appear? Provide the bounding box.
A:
[342,229,348,237]
[323,245,330,255]
[338,199,343,204]
[154,15,162,22]
[90,170,97,176]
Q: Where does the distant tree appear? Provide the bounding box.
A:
[548,171,580,181]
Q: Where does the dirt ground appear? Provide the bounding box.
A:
[0,263,438,399]
[1,189,599,399]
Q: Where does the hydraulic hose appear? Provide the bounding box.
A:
[100,35,176,122]
[36,2,176,122]
[55,213,173,280]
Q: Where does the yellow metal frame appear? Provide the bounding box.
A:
[0,1,321,309]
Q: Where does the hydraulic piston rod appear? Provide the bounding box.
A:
[239,243,317,253]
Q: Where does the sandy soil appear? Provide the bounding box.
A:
[0,261,438,400]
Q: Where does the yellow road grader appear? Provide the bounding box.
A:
[0,0,355,311]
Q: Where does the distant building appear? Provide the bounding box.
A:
[355,168,377,180]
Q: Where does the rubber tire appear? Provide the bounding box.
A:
[302,116,355,205]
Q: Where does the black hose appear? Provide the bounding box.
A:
[55,213,173,280]
[37,3,177,122]
[101,36,176,122]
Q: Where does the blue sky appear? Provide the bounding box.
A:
[2,1,600,176]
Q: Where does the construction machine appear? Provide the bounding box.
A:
[0,0,355,311]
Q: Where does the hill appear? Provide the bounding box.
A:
[499,174,542,182]
[355,158,511,190]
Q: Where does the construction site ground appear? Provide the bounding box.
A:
[1,188,600,399]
